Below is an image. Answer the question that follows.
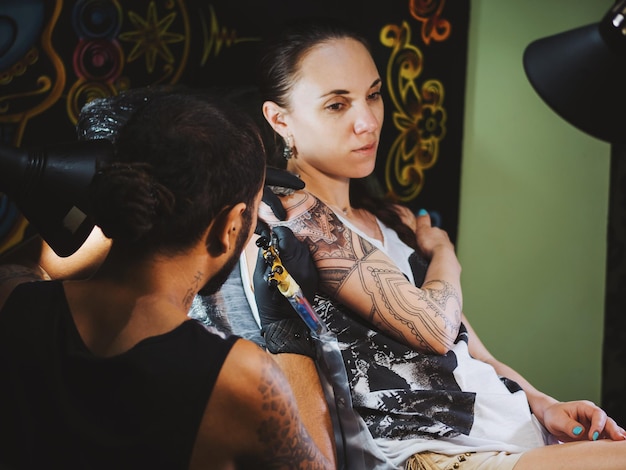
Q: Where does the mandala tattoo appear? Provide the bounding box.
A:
[279,199,378,296]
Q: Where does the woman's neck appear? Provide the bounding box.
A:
[289,164,353,215]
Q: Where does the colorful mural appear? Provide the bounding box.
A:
[0,0,470,255]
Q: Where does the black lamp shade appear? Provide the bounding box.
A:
[523,2,626,143]
[0,139,114,257]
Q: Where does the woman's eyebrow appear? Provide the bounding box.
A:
[320,79,382,98]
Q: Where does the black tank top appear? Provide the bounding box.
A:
[0,280,239,469]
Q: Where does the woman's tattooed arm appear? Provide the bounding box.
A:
[261,193,462,354]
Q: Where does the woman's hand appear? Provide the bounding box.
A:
[541,400,626,442]
[414,210,456,260]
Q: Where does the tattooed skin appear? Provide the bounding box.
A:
[182,270,204,310]
[262,194,462,354]
[256,357,328,469]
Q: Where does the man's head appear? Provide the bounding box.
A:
[89,90,266,260]
[200,199,256,296]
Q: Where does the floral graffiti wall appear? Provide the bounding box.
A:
[0,0,470,254]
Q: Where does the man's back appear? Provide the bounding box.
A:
[0,279,333,469]
[0,280,237,469]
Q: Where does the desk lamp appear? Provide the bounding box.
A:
[0,139,113,257]
[523,0,626,425]
[523,0,626,143]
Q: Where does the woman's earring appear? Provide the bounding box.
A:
[283,135,294,160]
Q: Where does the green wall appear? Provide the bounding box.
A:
[458,1,611,403]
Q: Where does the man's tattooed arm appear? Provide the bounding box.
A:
[261,192,462,354]
[256,353,333,469]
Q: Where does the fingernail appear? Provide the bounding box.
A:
[573,426,583,436]
[593,431,599,441]
[418,209,428,216]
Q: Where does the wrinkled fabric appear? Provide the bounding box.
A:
[189,260,265,347]
[315,328,398,469]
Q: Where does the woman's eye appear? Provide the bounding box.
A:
[326,102,345,111]
[368,91,382,101]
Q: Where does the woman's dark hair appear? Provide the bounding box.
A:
[256,17,418,250]
[257,16,370,111]
[88,90,265,255]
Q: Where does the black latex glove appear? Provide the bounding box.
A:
[408,251,430,288]
[256,167,304,236]
[253,225,318,330]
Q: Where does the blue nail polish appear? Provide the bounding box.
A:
[418,209,428,216]
[573,426,583,436]
[593,431,599,441]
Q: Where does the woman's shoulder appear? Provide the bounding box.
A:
[259,190,318,223]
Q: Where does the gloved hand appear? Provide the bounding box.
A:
[198,167,303,297]
[255,167,304,235]
[253,225,318,329]
[253,225,319,357]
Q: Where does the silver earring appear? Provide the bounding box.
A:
[283,135,294,160]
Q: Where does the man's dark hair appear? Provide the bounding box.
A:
[89,91,266,255]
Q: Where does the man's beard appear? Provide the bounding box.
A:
[198,211,253,296]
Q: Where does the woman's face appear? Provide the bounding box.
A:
[284,37,384,180]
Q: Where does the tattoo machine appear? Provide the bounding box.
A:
[256,231,328,335]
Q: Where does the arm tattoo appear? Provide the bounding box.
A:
[257,359,328,469]
[273,196,462,352]
[362,265,461,352]
[280,198,377,294]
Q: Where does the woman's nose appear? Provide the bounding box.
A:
[354,105,381,134]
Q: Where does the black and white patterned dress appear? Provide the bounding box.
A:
[316,215,551,467]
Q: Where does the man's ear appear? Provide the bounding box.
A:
[205,203,247,256]
[262,100,288,137]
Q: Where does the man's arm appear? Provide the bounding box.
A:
[192,339,334,469]
[260,192,462,354]
[270,353,336,465]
